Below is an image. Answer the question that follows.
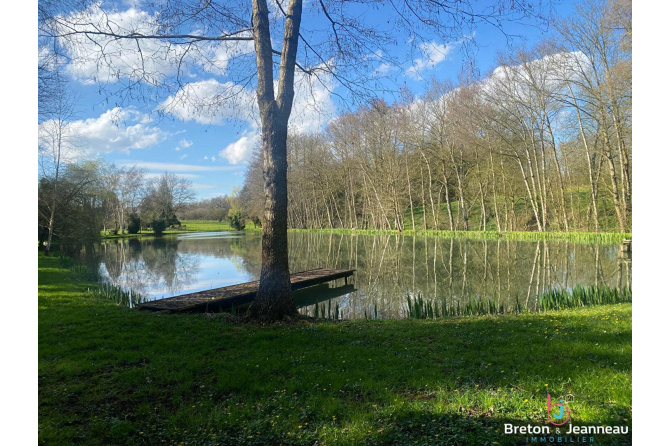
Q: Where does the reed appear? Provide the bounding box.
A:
[538,285,632,311]
[87,282,146,308]
[58,254,101,282]
[406,285,631,319]
[313,300,340,320]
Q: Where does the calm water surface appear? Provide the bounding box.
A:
[81,231,632,319]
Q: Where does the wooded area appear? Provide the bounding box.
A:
[239,0,631,234]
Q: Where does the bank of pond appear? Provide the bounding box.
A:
[38,252,632,445]
[76,229,632,320]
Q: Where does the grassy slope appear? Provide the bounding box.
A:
[404,189,623,233]
[39,254,632,445]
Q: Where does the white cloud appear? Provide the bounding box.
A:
[159,60,336,131]
[481,51,590,101]
[174,139,192,151]
[374,63,395,76]
[145,172,200,180]
[219,131,260,164]
[164,68,337,165]
[159,79,257,125]
[405,41,454,80]
[59,7,180,83]
[57,5,254,84]
[38,107,167,160]
[287,69,337,134]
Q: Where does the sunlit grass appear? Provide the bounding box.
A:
[39,253,632,445]
[100,220,261,239]
[290,228,631,244]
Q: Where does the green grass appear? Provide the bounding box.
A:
[103,219,630,244]
[290,227,631,244]
[39,253,632,445]
[101,220,259,239]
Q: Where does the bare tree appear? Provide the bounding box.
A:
[141,172,195,233]
[45,0,549,319]
[38,70,83,254]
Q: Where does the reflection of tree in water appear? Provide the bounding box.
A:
[288,233,631,319]
[91,237,200,297]
[140,238,200,295]
[169,234,264,279]
[86,232,630,318]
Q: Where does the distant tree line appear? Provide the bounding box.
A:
[38,161,196,253]
[239,0,631,233]
[180,196,231,222]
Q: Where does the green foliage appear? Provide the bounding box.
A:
[167,214,180,227]
[538,285,632,311]
[150,218,167,235]
[127,213,141,234]
[407,285,632,319]
[227,209,246,231]
[38,162,105,252]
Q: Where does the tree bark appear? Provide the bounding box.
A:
[249,0,303,320]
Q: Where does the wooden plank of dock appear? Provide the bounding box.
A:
[138,268,356,313]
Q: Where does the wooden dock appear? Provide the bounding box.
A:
[138,268,356,313]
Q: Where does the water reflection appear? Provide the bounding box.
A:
[83,232,632,319]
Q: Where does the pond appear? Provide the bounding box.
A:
[81,231,632,319]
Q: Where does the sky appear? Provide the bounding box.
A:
[38,0,582,200]
[12,3,670,443]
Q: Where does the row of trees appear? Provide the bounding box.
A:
[240,0,631,233]
[41,0,627,319]
[38,159,196,253]
[37,48,197,252]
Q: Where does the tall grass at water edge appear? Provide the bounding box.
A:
[57,253,146,308]
[87,282,147,308]
[406,285,632,319]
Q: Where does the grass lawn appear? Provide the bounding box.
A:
[104,220,630,244]
[39,253,632,445]
[101,220,258,239]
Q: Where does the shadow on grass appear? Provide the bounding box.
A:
[38,254,631,445]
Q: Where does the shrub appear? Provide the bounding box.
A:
[228,209,246,231]
[167,214,181,227]
[127,214,141,234]
[151,218,167,235]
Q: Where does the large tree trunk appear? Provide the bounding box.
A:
[251,117,296,319]
[249,0,302,320]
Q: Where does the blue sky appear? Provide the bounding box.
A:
[40,0,580,199]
